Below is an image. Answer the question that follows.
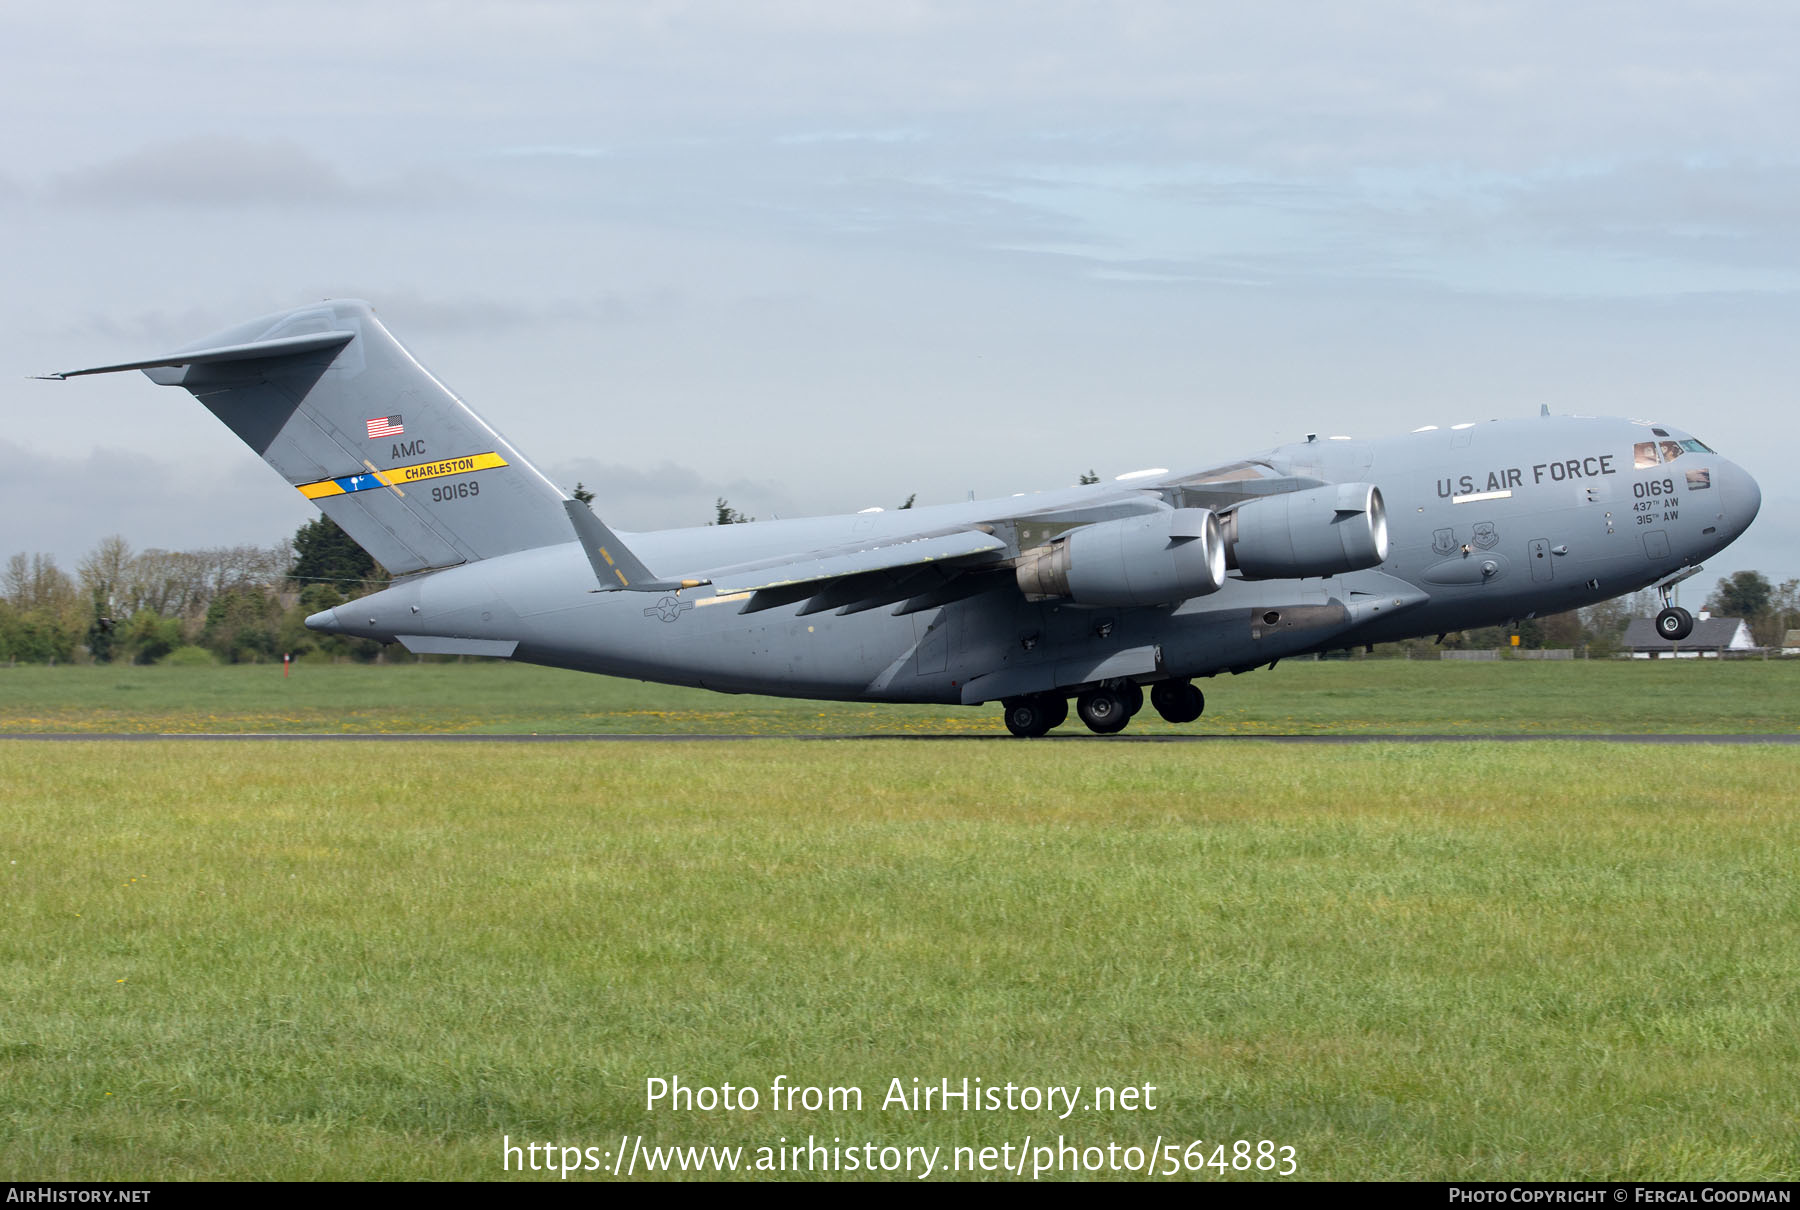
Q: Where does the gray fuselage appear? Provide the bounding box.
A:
[315,413,1760,706]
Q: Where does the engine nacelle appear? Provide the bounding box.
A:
[1223,483,1388,579]
[1015,507,1226,606]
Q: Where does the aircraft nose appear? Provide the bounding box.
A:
[1719,459,1761,537]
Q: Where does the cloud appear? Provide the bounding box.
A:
[1493,159,1800,269]
[309,289,671,337]
[0,439,312,565]
[490,135,1095,258]
[545,457,796,532]
[51,137,352,207]
[49,137,457,210]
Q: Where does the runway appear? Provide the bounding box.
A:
[5,732,1798,744]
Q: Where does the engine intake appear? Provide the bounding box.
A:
[1224,483,1388,579]
[1015,507,1225,606]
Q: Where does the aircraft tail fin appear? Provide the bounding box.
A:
[46,300,574,576]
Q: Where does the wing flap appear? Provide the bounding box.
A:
[707,530,1006,595]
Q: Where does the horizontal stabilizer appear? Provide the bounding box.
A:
[564,500,697,592]
[39,331,354,379]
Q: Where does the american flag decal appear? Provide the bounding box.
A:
[366,415,403,439]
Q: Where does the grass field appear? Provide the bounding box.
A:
[1,656,1797,735]
[3,737,1798,1181]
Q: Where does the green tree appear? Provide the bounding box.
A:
[0,601,76,663]
[571,482,596,505]
[1442,625,1507,650]
[711,498,753,525]
[1773,579,1800,648]
[1706,570,1773,620]
[1536,610,1586,650]
[1079,470,1100,485]
[117,609,184,665]
[77,536,136,662]
[85,586,115,664]
[1,554,84,662]
[278,582,386,663]
[1580,598,1633,656]
[1706,570,1778,646]
[290,516,384,594]
[201,586,281,663]
[898,493,916,510]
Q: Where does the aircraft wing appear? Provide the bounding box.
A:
[706,529,1008,594]
[996,461,1331,528]
[681,528,1007,616]
[1150,460,1329,510]
[581,459,1348,618]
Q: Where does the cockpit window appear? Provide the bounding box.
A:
[1637,437,1714,466]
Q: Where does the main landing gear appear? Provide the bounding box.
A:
[1075,686,1132,734]
[1150,680,1205,724]
[999,679,1205,737]
[1002,694,1068,738]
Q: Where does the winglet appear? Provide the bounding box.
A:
[563,499,702,593]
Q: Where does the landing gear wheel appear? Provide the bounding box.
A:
[1119,681,1144,717]
[1655,606,1694,641]
[1002,696,1056,738]
[1077,687,1132,734]
[1044,696,1069,731]
[1151,680,1205,725]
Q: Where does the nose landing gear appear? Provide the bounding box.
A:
[1654,579,1694,641]
[1651,567,1702,641]
[1655,606,1694,641]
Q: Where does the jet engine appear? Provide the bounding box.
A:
[1015,507,1226,606]
[1222,483,1388,579]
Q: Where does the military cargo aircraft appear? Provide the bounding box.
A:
[45,300,1762,736]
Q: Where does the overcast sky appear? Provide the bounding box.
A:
[4,1,1796,595]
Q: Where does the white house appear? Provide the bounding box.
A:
[1622,613,1758,658]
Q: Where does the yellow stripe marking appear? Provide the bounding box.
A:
[388,451,509,484]
[364,458,403,498]
[294,451,509,500]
